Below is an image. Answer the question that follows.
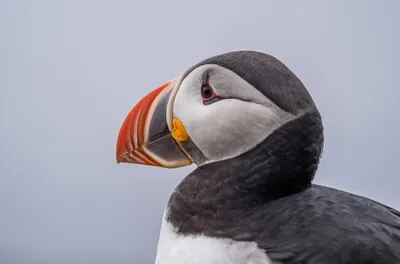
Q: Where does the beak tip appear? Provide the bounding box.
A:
[116,147,123,164]
[116,151,128,164]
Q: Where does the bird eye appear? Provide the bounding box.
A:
[200,81,220,105]
[201,85,214,99]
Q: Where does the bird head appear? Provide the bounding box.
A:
[116,51,321,169]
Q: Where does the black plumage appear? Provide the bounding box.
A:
[165,51,400,263]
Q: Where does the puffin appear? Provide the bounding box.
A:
[116,50,400,263]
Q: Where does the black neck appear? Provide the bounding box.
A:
[166,110,324,235]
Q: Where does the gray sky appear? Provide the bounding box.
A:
[1,0,399,263]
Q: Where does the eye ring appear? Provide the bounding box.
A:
[201,83,217,102]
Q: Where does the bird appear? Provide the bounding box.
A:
[115,50,400,264]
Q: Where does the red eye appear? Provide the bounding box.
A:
[201,84,216,102]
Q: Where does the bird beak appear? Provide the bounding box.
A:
[116,78,193,168]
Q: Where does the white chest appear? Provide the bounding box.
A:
[154,214,274,264]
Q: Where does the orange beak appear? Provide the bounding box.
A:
[116,79,192,168]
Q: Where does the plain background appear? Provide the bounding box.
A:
[1,0,399,263]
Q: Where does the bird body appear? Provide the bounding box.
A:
[116,50,400,263]
[157,183,400,264]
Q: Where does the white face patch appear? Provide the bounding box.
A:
[155,212,276,264]
[172,64,295,165]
